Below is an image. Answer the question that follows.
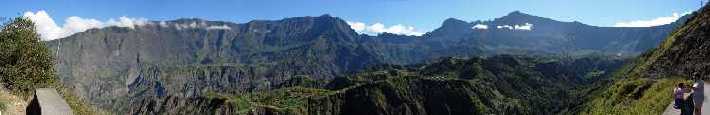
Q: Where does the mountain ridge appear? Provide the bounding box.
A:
[44,11,691,113]
[49,11,685,42]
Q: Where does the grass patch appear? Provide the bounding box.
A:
[0,98,7,112]
[580,77,688,115]
[217,87,335,114]
[56,87,107,114]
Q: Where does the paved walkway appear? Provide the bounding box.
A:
[663,81,710,115]
[27,88,73,115]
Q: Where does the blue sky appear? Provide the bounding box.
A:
[0,0,702,40]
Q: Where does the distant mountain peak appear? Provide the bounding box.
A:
[506,11,530,17]
[319,14,333,18]
[493,11,558,26]
[499,11,539,21]
[442,18,470,27]
[172,18,207,23]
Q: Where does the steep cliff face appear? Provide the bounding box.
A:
[123,55,623,115]
[128,96,238,115]
[44,11,687,113]
[45,15,380,111]
[129,65,270,98]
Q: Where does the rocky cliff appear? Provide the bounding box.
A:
[44,11,685,113]
[125,55,626,114]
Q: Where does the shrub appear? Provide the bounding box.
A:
[0,17,57,97]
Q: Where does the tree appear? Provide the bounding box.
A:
[0,17,57,96]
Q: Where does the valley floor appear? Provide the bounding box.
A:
[663,81,710,115]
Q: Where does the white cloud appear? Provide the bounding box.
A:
[206,25,231,30]
[496,23,533,31]
[169,21,232,31]
[514,23,533,30]
[346,21,366,32]
[189,22,198,28]
[174,22,197,30]
[614,11,692,27]
[346,21,424,36]
[497,25,513,30]
[23,10,63,41]
[23,10,148,41]
[472,24,488,30]
[159,21,168,28]
[106,17,148,29]
[63,16,104,34]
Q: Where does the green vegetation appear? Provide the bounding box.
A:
[0,98,7,112]
[578,6,709,115]
[0,17,57,97]
[57,86,107,114]
[251,87,332,112]
[180,55,626,114]
[577,27,680,115]
[203,87,334,114]
[42,11,687,114]
[0,18,100,114]
[580,72,687,114]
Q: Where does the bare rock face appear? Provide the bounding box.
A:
[128,96,237,115]
[46,15,379,111]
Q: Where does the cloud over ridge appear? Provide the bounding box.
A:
[23,10,148,41]
[614,11,691,27]
[472,24,488,30]
[346,21,424,36]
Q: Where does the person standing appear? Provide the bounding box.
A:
[693,79,704,115]
[676,83,687,109]
[681,84,695,115]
